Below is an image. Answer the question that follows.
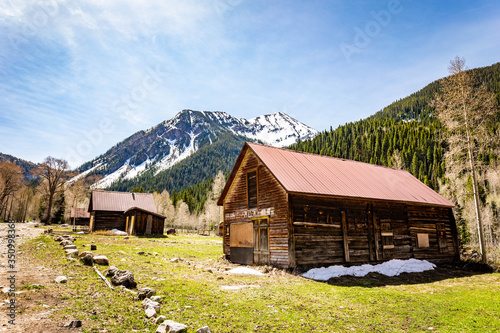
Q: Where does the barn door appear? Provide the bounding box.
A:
[253,217,270,265]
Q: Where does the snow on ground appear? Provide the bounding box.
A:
[110,229,128,236]
[302,259,436,281]
[226,267,265,276]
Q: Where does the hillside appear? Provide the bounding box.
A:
[290,62,500,189]
[0,152,38,180]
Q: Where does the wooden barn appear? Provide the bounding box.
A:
[69,208,91,226]
[217,142,459,269]
[88,190,165,236]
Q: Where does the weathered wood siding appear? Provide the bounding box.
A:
[291,194,458,268]
[223,150,289,267]
[93,211,126,231]
[125,209,164,236]
[72,218,90,226]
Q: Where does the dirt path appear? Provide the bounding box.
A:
[0,223,70,333]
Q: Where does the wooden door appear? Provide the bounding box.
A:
[145,215,153,235]
[253,217,270,265]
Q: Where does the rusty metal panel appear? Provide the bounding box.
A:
[244,142,453,208]
[90,190,158,213]
[230,222,253,248]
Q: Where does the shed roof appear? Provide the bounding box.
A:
[70,208,91,219]
[89,190,158,213]
[218,142,454,207]
[124,206,166,219]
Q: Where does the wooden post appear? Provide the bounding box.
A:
[341,211,349,262]
[373,211,380,261]
[367,204,374,261]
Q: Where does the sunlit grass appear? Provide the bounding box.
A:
[20,229,500,333]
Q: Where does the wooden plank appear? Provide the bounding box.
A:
[373,211,380,261]
[341,210,349,262]
[293,222,341,228]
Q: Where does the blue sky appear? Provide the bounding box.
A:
[1,0,500,168]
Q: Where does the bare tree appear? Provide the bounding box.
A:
[431,56,499,263]
[0,162,23,219]
[38,157,69,224]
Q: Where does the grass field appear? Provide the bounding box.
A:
[18,229,500,332]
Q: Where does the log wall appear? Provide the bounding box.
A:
[93,211,126,231]
[291,194,458,268]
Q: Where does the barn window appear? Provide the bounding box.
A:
[381,222,394,249]
[247,170,258,209]
[417,233,429,248]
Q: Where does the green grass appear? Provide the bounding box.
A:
[20,230,500,333]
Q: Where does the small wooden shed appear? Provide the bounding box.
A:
[217,142,459,268]
[88,190,165,236]
[69,208,91,226]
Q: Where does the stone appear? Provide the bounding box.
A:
[156,320,187,333]
[54,276,67,283]
[138,287,156,300]
[141,298,160,311]
[137,251,145,255]
[93,255,109,265]
[65,249,79,258]
[124,236,129,239]
[54,236,63,242]
[91,244,97,251]
[78,251,93,259]
[105,266,119,277]
[65,320,82,328]
[150,295,163,302]
[145,306,157,318]
[81,253,93,266]
[155,315,166,324]
[196,326,211,333]
[170,258,179,263]
[111,270,137,288]
[60,240,73,246]
[64,245,77,250]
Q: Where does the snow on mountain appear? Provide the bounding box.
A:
[78,110,318,189]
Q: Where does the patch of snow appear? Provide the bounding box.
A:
[226,267,265,276]
[123,158,150,180]
[302,259,436,281]
[66,163,103,184]
[91,163,130,189]
[110,229,128,236]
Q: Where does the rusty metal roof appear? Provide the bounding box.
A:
[218,142,454,207]
[70,208,91,219]
[89,190,158,213]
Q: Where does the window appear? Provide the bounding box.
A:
[417,233,429,248]
[247,170,257,209]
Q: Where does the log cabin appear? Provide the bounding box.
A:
[217,142,459,269]
[88,190,165,236]
[69,207,91,226]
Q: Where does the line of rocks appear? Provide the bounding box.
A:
[50,233,212,332]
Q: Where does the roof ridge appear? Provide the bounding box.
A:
[246,142,408,173]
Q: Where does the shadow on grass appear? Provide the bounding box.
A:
[324,261,495,288]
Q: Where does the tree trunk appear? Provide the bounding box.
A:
[45,193,53,225]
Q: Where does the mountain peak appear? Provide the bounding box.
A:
[76,109,317,189]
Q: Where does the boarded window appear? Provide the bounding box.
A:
[417,233,429,248]
[381,222,394,250]
[247,171,257,209]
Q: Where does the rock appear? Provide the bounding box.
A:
[118,250,126,255]
[155,315,166,324]
[124,236,129,239]
[138,287,156,300]
[91,244,97,251]
[54,236,63,242]
[63,245,77,250]
[170,258,179,263]
[145,306,157,318]
[137,251,145,255]
[150,295,163,302]
[196,326,211,333]
[105,266,119,277]
[111,270,137,288]
[54,276,67,283]
[65,249,79,258]
[93,255,109,265]
[156,320,187,333]
[65,320,82,328]
[78,251,93,259]
[60,240,73,246]
[81,253,93,266]
[2,287,11,293]
[141,298,160,311]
